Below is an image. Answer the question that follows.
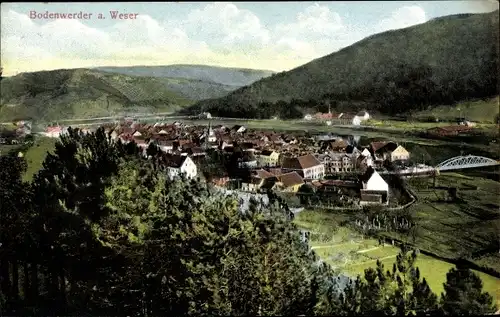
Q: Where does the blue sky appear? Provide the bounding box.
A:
[1,1,498,76]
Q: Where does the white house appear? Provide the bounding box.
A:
[238,152,258,169]
[199,112,212,119]
[361,148,373,166]
[157,140,175,153]
[165,155,197,179]
[352,116,362,126]
[356,111,370,121]
[282,154,325,180]
[360,167,389,205]
[352,111,370,126]
[158,129,169,135]
[362,169,388,192]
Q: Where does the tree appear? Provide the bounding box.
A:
[17,127,343,315]
[0,154,31,312]
[336,248,439,316]
[297,183,315,206]
[440,266,497,315]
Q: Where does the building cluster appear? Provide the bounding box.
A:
[303,110,371,126]
[61,120,412,206]
[426,124,475,137]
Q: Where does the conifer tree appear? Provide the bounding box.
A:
[441,266,497,315]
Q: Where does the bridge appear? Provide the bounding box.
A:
[435,155,500,172]
[380,155,499,176]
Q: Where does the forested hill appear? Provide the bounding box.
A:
[0,68,236,122]
[184,10,499,119]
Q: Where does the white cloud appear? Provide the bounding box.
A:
[272,3,357,57]
[184,2,270,47]
[276,3,344,37]
[0,4,430,76]
[376,6,427,33]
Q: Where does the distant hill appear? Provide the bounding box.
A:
[0,68,239,122]
[93,64,275,87]
[184,11,499,119]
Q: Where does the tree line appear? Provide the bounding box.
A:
[0,127,497,315]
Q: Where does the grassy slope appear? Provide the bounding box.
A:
[94,64,275,87]
[188,10,498,116]
[411,96,500,123]
[21,137,57,181]
[0,68,236,122]
[294,209,500,306]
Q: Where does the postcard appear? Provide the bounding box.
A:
[0,2,499,314]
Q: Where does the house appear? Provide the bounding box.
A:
[355,111,370,122]
[318,153,356,174]
[241,177,265,192]
[427,125,473,136]
[282,154,325,180]
[268,168,283,176]
[352,116,362,126]
[211,176,230,187]
[328,138,349,152]
[356,155,371,174]
[199,112,212,119]
[460,120,477,127]
[314,112,335,120]
[390,145,410,162]
[158,129,169,135]
[304,114,313,120]
[360,148,373,168]
[133,138,150,152]
[359,167,389,205]
[241,169,277,192]
[164,155,197,179]
[370,141,398,161]
[132,130,143,138]
[361,148,372,158]
[238,152,258,169]
[184,147,206,157]
[273,171,304,192]
[156,139,175,153]
[15,120,32,135]
[232,125,246,133]
[257,150,280,167]
[43,126,67,138]
[337,113,357,125]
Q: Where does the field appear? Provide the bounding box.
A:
[389,173,500,270]
[21,137,57,181]
[410,97,499,124]
[294,209,500,306]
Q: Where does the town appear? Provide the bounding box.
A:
[2,2,499,315]
[7,114,483,211]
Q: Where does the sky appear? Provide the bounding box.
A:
[1,1,498,76]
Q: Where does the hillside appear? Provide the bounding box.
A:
[184,11,499,119]
[411,96,500,123]
[0,68,236,122]
[93,64,274,87]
